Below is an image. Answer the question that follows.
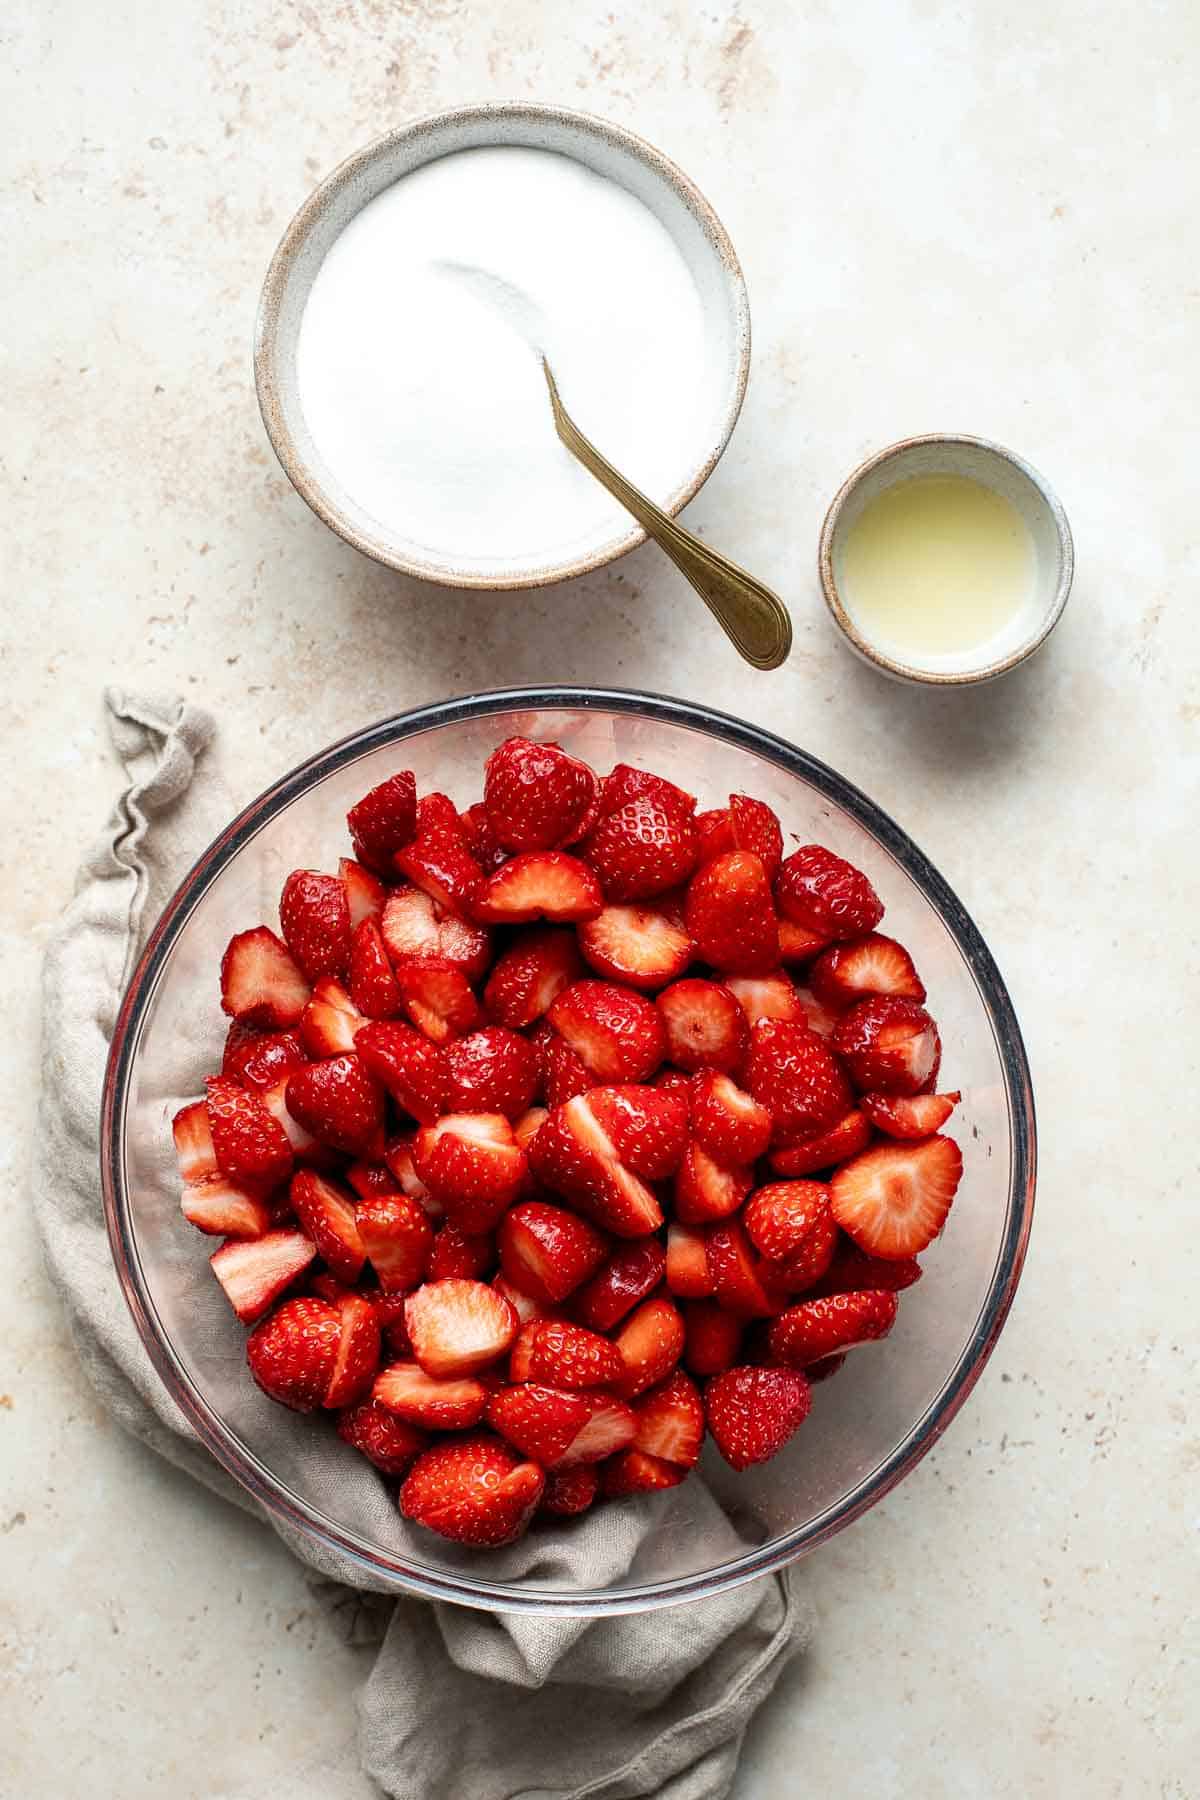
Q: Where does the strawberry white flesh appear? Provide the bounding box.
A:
[830,1135,963,1258]
[209,1229,316,1323]
[405,1278,519,1377]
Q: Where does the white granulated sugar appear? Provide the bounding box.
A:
[296,146,714,572]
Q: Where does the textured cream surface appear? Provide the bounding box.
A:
[3,2,1197,1796]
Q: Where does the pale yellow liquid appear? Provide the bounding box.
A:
[840,474,1035,658]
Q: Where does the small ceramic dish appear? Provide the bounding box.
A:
[255,105,750,591]
[818,434,1074,686]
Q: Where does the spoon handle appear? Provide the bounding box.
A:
[543,362,792,672]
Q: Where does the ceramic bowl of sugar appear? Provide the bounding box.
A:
[256,105,750,591]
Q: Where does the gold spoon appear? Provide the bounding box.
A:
[542,359,792,671]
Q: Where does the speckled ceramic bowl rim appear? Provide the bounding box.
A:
[254,104,751,591]
[818,433,1075,686]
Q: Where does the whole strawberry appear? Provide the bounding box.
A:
[705,1366,812,1470]
[776,845,883,940]
[279,870,352,983]
[399,1434,544,1546]
[483,737,598,851]
[746,1018,853,1144]
[247,1296,341,1412]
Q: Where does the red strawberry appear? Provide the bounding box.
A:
[405,1278,518,1378]
[548,980,666,1083]
[777,918,831,964]
[322,1289,383,1409]
[356,1190,434,1293]
[666,1222,715,1297]
[613,1296,685,1399]
[414,792,464,838]
[724,970,805,1026]
[817,1240,924,1296]
[705,1221,776,1318]
[380,884,491,979]
[830,1135,962,1257]
[246,1296,341,1412]
[298,975,364,1059]
[759,1213,838,1297]
[583,789,698,902]
[180,1176,270,1240]
[221,1023,308,1092]
[555,1392,637,1465]
[394,957,483,1044]
[336,1398,427,1476]
[483,736,598,851]
[395,829,484,919]
[674,1143,752,1223]
[862,1089,961,1139]
[538,1465,599,1516]
[633,1369,704,1467]
[728,793,784,880]
[492,1273,549,1325]
[474,851,603,924]
[768,1109,873,1176]
[598,764,696,817]
[655,978,750,1075]
[528,1099,664,1237]
[443,1026,540,1120]
[483,927,584,1028]
[487,1383,593,1465]
[498,1200,611,1305]
[173,1101,216,1183]
[600,1450,686,1496]
[582,1085,689,1179]
[775,845,884,940]
[510,1318,623,1389]
[577,903,693,991]
[399,1434,543,1547]
[429,1221,495,1282]
[534,1024,596,1108]
[356,1019,447,1124]
[373,1361,489,1430]
[512,1106,548,1154]
[689,1071,772,1165]
[571,1239,666,1332]
[339,857,387,929]
[806,1352,847,1382]
[204,1075,294,1193]
[833,996,941,1096]
[695,807,734,862]
[744,1180,833,1263]
[285,1054,385,1159]
[809,934,926,1010]
[685,852,779,976]
[705,1366,811,1469]
[289,1169,365,1284]
[459,801,508,873]
[259,1076,337,1168]
[346,770,417,874]
[382,1136,435,1202]
[348,918,401,1020]
[279,870,351,984]
[793,985,841,1040]
[767,1290,899,1366]
[682,1300,743,1376]
[345,1162,402,1201]
[219,926,310,1029]
[413,1114,527,1232]
[746,1019,853,1145]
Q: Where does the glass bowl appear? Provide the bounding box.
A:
[101,688,1035,1615]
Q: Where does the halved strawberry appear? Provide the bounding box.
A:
[345,1161,401,1201]
[395,829,484,919]
[204,1075,294,1194]
[405,1278,518,1379]
[512,1105,547,1155]
[415,792,464,838]
[598,765,696,817]
[577,904,693,991]
[429,1221,495,1282]
[666,1222,715,1298]
[685,851,779,976]
[613,1296,685,1399]
[777,919,831,964]
[322,1288,382,1409]
[394,957,483,1044]
[746,1018,853,1145]
[534,1024,596,1108]
[247,1295,341,1412]
[705,1220,775,1317]
[180,1175,270,1239]
[833,996,941,1096]
[776,845,884,940]
[298,976,365,1059]
[220,1023,308,1092]
[289,1169,365,1284]
[355,1019,446,1125]
[705,1365,811,1469]
[373,1361,489,1429]
[219,926,310,1029]
[528,1099,664,1237]
[600,1450,686,1496]
[380,884,491,979]
[548,980,665,1083]
[348,918,402,1020]
[510,1318,622,1389]
[767,1290,899,1366]
[279,870,352,984]
[809,934,926,1010]
[570,1240,665,1335]
[483,736,598,851]
[498,1199,610,1305]
[346,769,417,874]
[830,1135,962,1257]
[582,786,698,901]
[382,1135,435,1204]
[487,1383,593,1464]
[768,1109,872,1176]
[492,1273,550,1325]
[582,1085,689,1179]
[173,1101,216,1183]
[862,1090,961,1139]
[816,1239,924,1296]
[634,1368,704,1467]
[259,1075,337,1167]
[682,1300,743,1376]
[554,1392,637,1466]
[285,1054,385,1159]
[538,1465,599,1516]
[443,1026,540,1120]
[689,1071,772,1165]
[694,807,734,863]
[336,1398,427,1475]
[655,978,750,1075]
[339,857,387,929]
[399,1434,544,1547]
[474,851,603,924]
[413,1114,527,1232]
[355,1190,434,1293]
[674,1143,752,1223]
[482,927,584,1028]
[744,1180,832,1263]
[728,793,785,880]
[724,970,805,1026]
[793,985,841,1040]
[459,801,508,873]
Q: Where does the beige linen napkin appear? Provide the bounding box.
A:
[33,689,811,1800]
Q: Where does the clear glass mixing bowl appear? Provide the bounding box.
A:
[101,688,1035,1614]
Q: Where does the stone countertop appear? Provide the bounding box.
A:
[3,2,1196,1794]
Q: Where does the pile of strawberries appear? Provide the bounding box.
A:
[171,737,963,1549]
